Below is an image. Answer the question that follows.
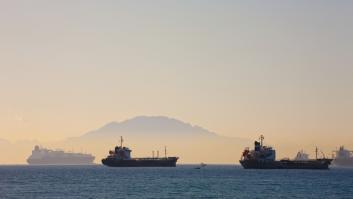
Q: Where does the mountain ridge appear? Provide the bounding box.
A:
[82,115,218,138]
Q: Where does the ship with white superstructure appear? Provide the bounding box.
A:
[239,135,332,169]
[333,146,353,167]
[27,145,95,165]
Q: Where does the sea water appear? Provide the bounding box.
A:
[0,165,352,199]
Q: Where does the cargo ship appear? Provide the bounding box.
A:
[333,146,353,167]
[239,135,332,169]
[27,145,95,165]
[102,137,178,167]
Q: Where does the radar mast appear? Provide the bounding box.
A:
[259,135,264,147]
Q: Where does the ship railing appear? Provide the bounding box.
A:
[133,157,174,160]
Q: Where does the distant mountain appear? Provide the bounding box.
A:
[66,116,249,164]
[82,116,216,138]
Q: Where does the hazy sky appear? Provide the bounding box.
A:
[1,1,353,149]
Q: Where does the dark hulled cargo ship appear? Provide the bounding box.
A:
[102,137,178,167]
[240,135,332,169]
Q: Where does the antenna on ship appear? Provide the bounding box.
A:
[164,146,167,158]
[120,136,123,148]
[315,146,318,160]
[259,135,264,147]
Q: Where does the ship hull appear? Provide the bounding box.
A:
[102,157,178,167]
[27,156,95,165]
[240,159,332,170]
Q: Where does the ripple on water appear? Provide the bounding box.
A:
[0,165,352,199]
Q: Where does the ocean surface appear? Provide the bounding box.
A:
[0,165,352,199]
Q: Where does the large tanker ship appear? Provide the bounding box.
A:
[27,145,95,165]
[102,137,178,167]
[240,135,332,169]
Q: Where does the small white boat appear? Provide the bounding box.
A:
[194,162,207,169]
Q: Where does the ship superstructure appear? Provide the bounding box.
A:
[294,150,309,161]
[239,135,332,169]
[333,146,353,167]
[102,137,178,167]
[27,145,95,165]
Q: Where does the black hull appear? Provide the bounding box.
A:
[102,157,178,167]
[240,159,332,170]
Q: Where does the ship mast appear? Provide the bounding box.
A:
[259,135,264,147]
[315,146,318,160]
[120,136,123,148]
[165,146,167,158]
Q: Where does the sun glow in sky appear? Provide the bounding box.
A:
[1,1,353,159]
